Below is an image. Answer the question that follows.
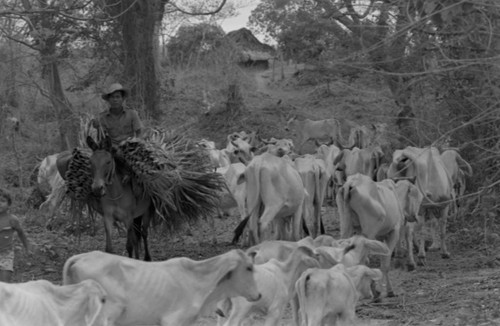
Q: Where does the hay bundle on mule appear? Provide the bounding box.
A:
[116,133,225,230]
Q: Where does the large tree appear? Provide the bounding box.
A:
[98,0,229,119]
[0,0,104,150]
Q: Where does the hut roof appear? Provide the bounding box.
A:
[225,28,275,61]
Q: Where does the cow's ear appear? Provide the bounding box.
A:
[247,251,257,262]
[333,150,345,166]
[87,136,99,151]
[236,173,246,185]
[250,146,258,153]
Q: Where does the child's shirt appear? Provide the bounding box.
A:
[0,215,16,253]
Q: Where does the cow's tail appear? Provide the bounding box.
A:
[232,216,249,244]
[295,272,310,326]
[242,158,263,244]
[334,119,349,148]
[338,181,354,238]
[314,164,323,236]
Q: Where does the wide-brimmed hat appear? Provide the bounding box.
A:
[102,83,129,100]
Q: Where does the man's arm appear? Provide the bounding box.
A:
[10,216,31,252]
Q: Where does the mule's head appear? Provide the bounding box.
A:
[86,136,115,197]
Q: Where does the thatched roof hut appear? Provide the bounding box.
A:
[225,28,275,67]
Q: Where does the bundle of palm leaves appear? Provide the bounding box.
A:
[65,147,93,200]
[117,131,225,230]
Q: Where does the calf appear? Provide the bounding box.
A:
[392,180,424,270]
[295,264,383,326]
[219,246,320,326]
[63,249,261,326]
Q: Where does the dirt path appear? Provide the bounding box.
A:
[17,207,500,326]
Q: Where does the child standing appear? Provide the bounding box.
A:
[0,188,31,282]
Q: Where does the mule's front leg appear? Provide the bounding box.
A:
[103,216,114,253]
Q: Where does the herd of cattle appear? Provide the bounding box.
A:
[6,117,473,325]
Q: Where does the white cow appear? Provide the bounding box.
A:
[232,153,306,245]
[388,147,454,263]
[0,279,120,326]
[63,249,261,326]
[285,117,345,154]
[37,153,67,220]
[294,155,330,237]
[336,173,404,297]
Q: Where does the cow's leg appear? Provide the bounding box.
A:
[383,229,399,297]
[293,200,306,241]
[248,212,260,246]
[263,308,283,326]
[222,299,250,326]
[428,216,441,251]
[291,295,301,326]
[439,206,451,259]
[336,189,352,239]
[405,222,417,271]
[340,307,356,326]
[259,205,285,241]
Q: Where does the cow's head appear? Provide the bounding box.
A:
[197,139,216,150]
[343,265,383,300]
[387,149,416,179]
[216,249,261,302]
[226,138,256,165]
[266,138,295,157]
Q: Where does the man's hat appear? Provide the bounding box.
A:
[102,83,129,100]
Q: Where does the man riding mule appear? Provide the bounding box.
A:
[55,83,224,261]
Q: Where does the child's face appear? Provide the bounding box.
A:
[0,196,9,213]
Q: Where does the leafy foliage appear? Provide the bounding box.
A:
[166,23,226,66]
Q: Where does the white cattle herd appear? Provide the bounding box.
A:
[19,118,472,325]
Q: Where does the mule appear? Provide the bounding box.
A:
[86,136,154,261]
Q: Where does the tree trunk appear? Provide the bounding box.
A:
[118,0,165,119]
[42,58,79,150]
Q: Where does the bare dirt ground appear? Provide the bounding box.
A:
[12,63,500,325]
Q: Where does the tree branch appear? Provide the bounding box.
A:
[169,0,227,16]
[0,28,40,51]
